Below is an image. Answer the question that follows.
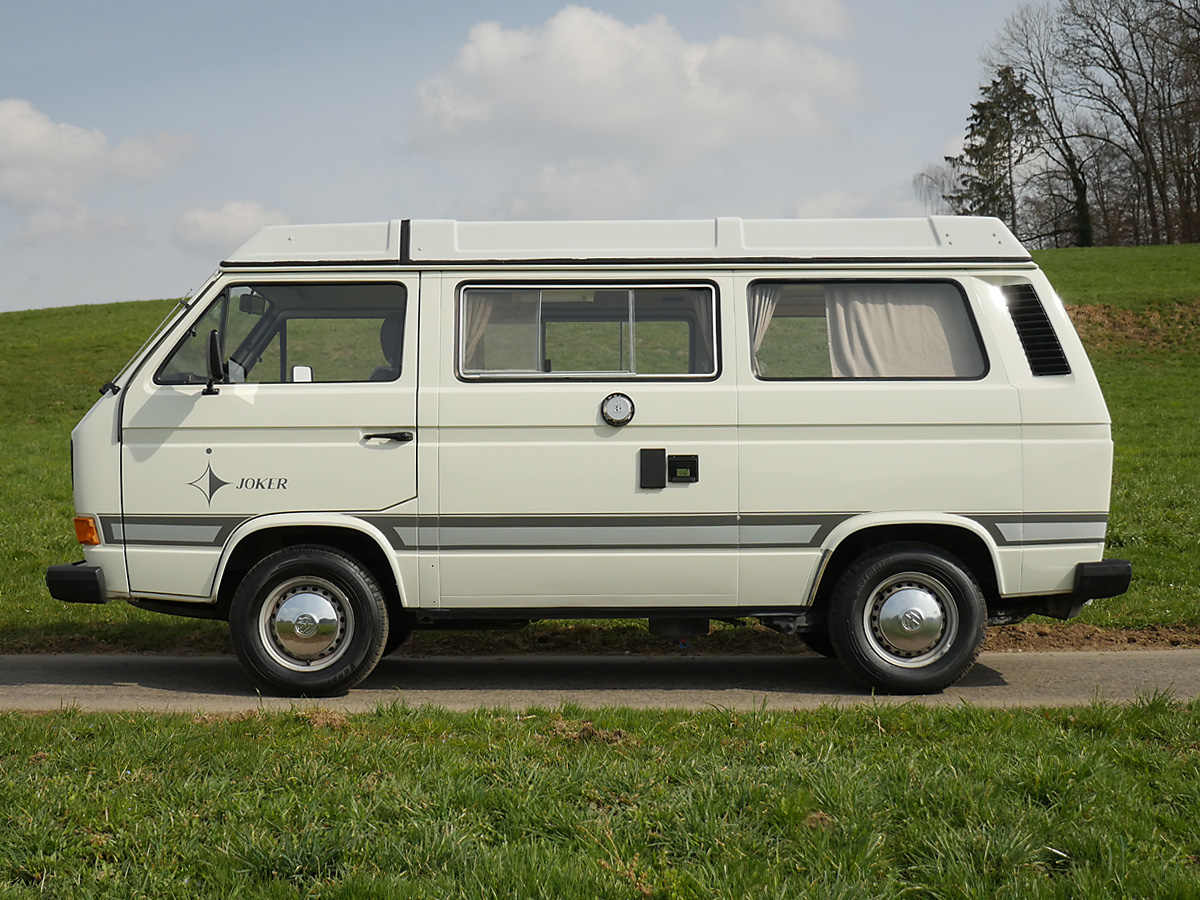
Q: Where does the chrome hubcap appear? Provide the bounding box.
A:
[864,572,958,668]
[260,577,353,672]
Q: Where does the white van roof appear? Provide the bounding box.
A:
[223,216,1030,266]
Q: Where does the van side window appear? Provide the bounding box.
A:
[460,286,716,378]
[749,281,986,380]
[157,283,406,385]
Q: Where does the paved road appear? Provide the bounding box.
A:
[0,650,1197,712]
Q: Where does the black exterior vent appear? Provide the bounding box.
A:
[1002,284,1071,376]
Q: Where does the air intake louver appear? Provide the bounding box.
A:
[1002,284,1071,376]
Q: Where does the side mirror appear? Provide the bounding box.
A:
[203,329,225,395]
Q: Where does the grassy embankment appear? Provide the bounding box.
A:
[0,244,1198,652]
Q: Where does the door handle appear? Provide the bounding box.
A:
[363,431,414,443]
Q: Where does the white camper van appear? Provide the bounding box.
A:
[47,216,1131,696]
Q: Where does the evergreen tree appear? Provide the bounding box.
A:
[943,67,1042,234]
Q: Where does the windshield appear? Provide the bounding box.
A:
[107,274,220,390]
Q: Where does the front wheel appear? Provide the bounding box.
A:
[229,545,388,696]
[798,623,837,658]
[827,542,986,694]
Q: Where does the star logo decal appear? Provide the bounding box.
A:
[188,463,231,506]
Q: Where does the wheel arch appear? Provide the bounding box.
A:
[214,516,406,622]
[809,516,1004,622]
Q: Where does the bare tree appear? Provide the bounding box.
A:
[989,2,1096,245]
[926,0,1200,246]
[912,163,958,215]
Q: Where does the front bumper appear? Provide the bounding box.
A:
[45,561,108,605]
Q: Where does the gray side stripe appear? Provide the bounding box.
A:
[443,524,737,549]
[969,514,1108,546]
[115,523,224,544]
[99,512,1109,550]
[101,516,247,547]
[366,513,854,551]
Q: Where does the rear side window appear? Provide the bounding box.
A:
[157,283,406,385]
[749,280,986,380]
[459,285,717,378]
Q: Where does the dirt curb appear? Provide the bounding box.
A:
[982,622,1200,652]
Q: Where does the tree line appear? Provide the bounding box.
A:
[915,0,1200,247]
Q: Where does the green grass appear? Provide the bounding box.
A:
[0,298,228,652]
[3,254,1200,899]
[1034,243,1200,308]
[1,697,1199,898]
[1,245,1199,649]
[1087,356,1200,626]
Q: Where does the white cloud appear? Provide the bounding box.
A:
[739,0,853,40]
[497,159,652,218]
[20,207,139,242]
[173,201,291,252]
[412,5,860,165]
[0,98,193,239]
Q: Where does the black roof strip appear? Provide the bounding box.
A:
[221,254,1034,269]
[399,219,411,264]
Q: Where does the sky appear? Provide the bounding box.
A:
[0,0,1033,314]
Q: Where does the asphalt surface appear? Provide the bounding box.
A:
[1,649,1198,712]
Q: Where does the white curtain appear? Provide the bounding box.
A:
[690,293,716,372]
[747,283,783,376]
[825,283,984,378]
[461,293,496,370]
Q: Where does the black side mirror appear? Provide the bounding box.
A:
[203,329,225,395]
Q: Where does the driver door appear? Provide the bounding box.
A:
[119,277,418,599]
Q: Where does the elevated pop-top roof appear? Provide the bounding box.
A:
[223,216,1030,266]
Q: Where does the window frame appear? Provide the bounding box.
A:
[153,280,408,387]
[747,277,991,383]
[455,280,722,382]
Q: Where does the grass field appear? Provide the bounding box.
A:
[2,698,1199,898]
[1,248,1199,897]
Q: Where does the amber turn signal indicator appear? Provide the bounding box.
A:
[73,516,101,545]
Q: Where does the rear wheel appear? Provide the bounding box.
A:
[828,542,986,694]
[229,545,388,696]
[383,622,414,656]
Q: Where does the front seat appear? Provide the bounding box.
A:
[369,311,404,381]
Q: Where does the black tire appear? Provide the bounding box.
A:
[827,542,986,694]
[229,545,388,697]
[798,624,837,658]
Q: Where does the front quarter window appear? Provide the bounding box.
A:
[157,299,225,384]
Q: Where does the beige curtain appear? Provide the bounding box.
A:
[825,283,983,378]
[461,293,496,370]
[747,283,783,376]
[690,293,716,372]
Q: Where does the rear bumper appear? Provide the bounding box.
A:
[1073,558,1133,601]
[45,561,108,605]
[1002,558,1133,621]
